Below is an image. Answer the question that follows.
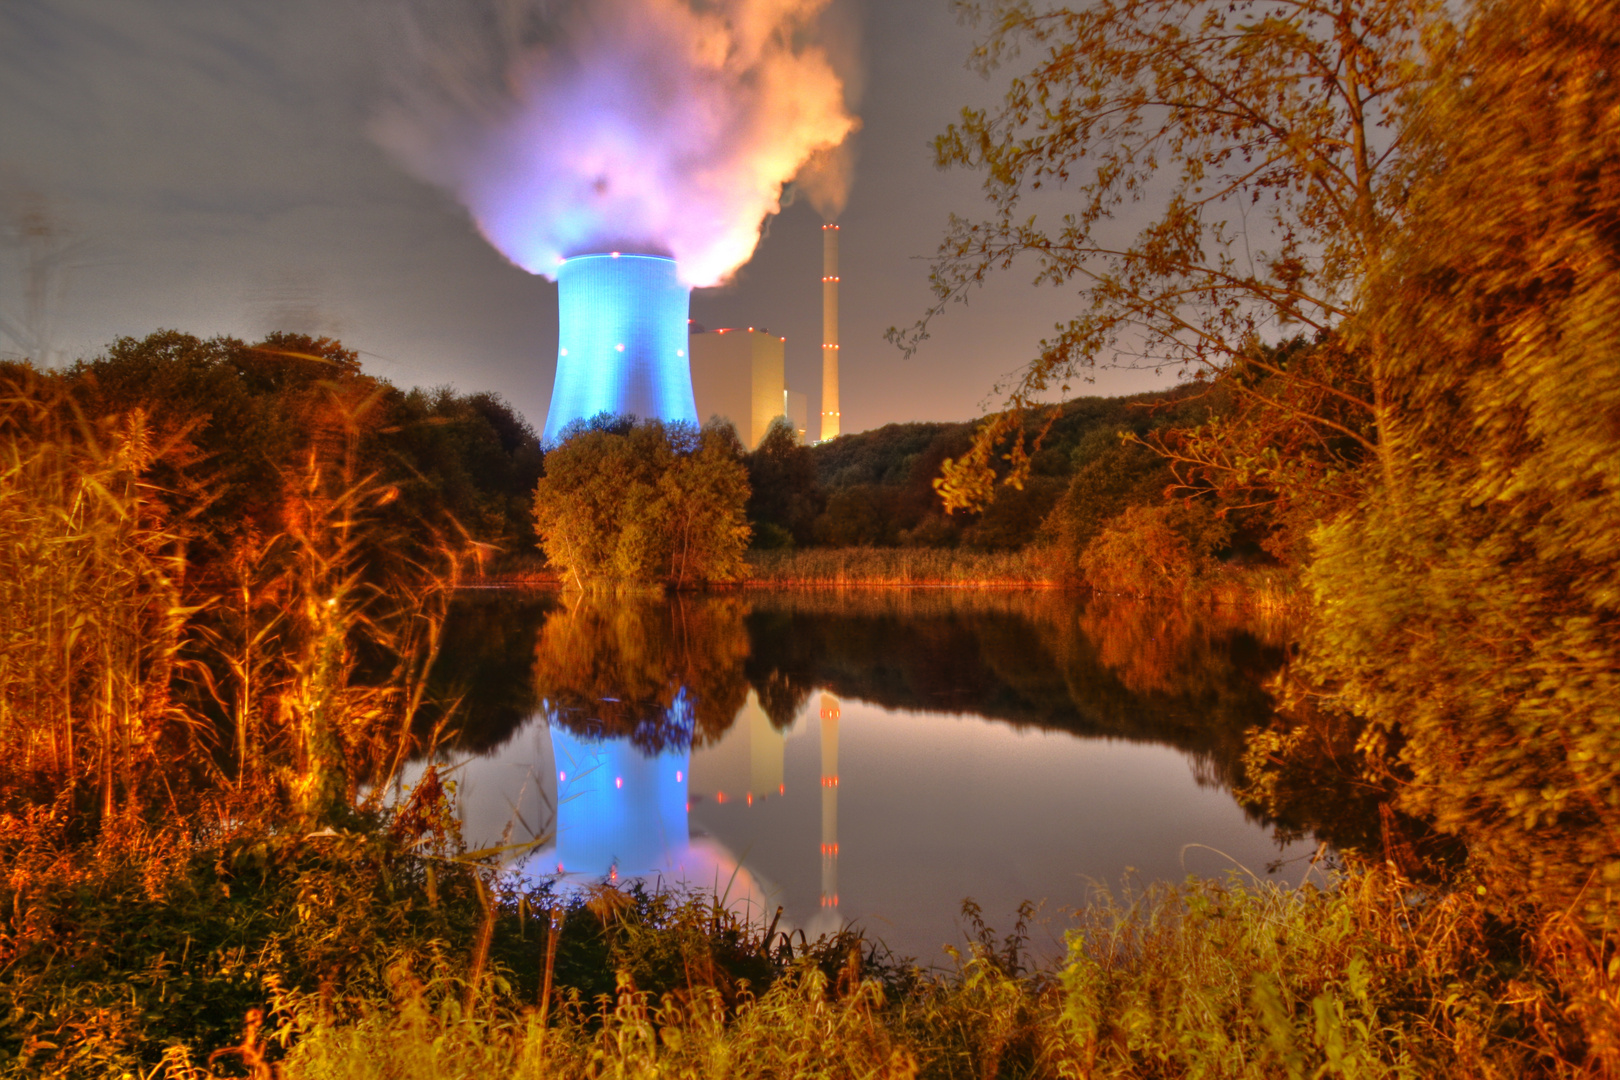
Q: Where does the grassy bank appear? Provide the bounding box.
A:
[1193,566,1306,615]
[740,546,1307,617]
[4,800,1611,1079]
[745,546,1052,587]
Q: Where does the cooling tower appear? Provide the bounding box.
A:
[541,252,699,444]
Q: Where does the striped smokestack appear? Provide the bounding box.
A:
[819,223,840,442]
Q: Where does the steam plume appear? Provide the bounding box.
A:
[372,0,858,287]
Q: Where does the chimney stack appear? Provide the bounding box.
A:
[819,223,840,442]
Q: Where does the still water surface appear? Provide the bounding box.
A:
[410,590,1311,963]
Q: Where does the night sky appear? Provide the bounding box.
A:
[0,0,1176,435]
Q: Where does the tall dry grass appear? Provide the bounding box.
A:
[22,833,1591,1080]
[746,546,1052,588]
[0,368,467,825]
[0,373,194,817]
[266,872,1616,1079]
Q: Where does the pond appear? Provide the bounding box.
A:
[403,589,1315,964]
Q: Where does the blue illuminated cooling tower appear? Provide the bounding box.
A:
[541,253,699,444]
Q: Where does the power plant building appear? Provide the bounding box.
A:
[688,326,789,451]
[541,253,698,445]
[540,241,833,450]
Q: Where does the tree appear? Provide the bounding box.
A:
[1147,333,1372,561]
[1296,0,1620,916]
[744,417,823,547]
[532,417,751,589]
[1079,500,1231,596]
[898,0,1450,509]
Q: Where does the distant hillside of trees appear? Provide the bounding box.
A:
[743,381,1260,592]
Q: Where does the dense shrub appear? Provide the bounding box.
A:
[532,417,750,589]
[1079,502,1232,597]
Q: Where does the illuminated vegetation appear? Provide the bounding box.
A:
[0,0,1616,1073]
[533,416,751,590]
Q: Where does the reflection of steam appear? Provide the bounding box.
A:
[373,0,858,287]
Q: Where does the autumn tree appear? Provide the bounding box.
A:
[1295,0,1620,916]
[900,0,1450,510]
[532,417,751,589]
[744,416,823,547]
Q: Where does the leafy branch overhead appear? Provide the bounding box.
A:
[900,0,1450,509]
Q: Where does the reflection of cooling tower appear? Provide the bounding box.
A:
[550,726,690,877]
[541,253,699,444]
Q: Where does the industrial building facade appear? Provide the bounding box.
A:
[688,326,805,449]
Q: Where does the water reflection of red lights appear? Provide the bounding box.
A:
[820,775,839,787]
[710,788,785,806]
[820,843,840,855]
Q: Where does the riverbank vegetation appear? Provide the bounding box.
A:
[532,416,750,590]
[745,546,1047,588]
[6,802,1609,1078]
[899,0,1620,1067]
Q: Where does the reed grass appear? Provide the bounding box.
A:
[0,374,194,817]
[0,367,471,829]
[745,546,1053,588]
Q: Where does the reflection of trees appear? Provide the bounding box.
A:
[532,595,750,753]
[742,591,1290,803]
[428,589,1299,829]
[420,591,560,756]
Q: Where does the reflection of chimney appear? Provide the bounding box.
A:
[819,225,840,442]
[542,253,699,444]
[818,692,840,910]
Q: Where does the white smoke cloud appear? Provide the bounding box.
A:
[371,0,859,288]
